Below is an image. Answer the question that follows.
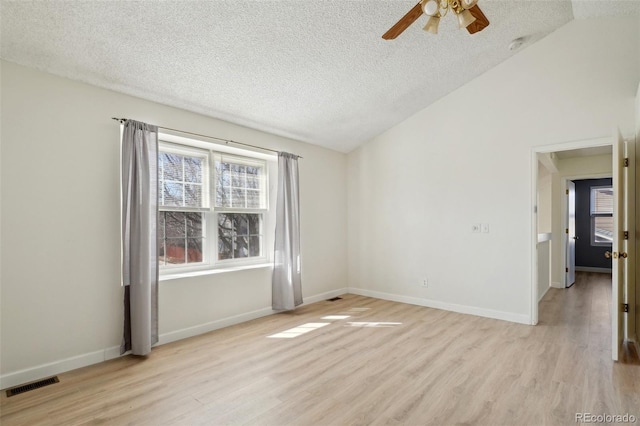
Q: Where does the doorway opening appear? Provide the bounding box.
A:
[532,132,633,361]
[567,178,613,287]
[532,139,612,310]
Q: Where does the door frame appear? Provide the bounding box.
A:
[566,180,576,288]
[562,174,612,287]
[531,136,611,325]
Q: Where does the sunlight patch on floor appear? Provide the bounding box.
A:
[267,322,330,339]
[322,315,351,320]
[346,322,402,328]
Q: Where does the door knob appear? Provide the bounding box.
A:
[573,236,579,240]
[620,252,628,258]
[605,251,616,259]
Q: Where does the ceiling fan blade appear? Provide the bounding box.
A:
[382,2,424,40]
[466,5,489,34]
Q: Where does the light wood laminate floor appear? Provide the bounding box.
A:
[2,272,639,425]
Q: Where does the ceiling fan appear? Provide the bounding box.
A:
[382,0,489,40]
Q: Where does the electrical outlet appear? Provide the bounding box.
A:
[481,223,490,233]
[422,278,428,288]
[471,224,481,233]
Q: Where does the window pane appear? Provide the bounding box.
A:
[159,212,204,265]
[158,213,166,265]
[159,148,208,209]
[246,176,259,189]
[214,156,265,210]
[248,214,260,235]
[247,190,260,209]
[232,171,245,187]
[158,241,166,265]
[162,153,182,181]
[184,157,202,183]
[234,214,248,236]
[187,238,203,262]
[158,212,165,240]
[185,212,202,237]
[165,212,186,238]
[184,184,202,207]
[220,170,231,187]
[218,213,233,232]
[216,187,231,208]
[232,188,246,208]
[249,236,261,257]
[163,182,183,207]
[218,232,233,260]
[591,187,613,214]
[594,216,613,243]
[165,239,186,264]
[234,236,249,258]
[217,213,262,261]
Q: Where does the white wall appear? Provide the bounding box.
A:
[550,154,613,287]
[636,82,640,341]
[0,61,348,387]
[537,238,551,302]
[537,162,552,233]
[347,18,639,324]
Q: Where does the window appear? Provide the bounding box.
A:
[213,154,267,261]
[158,145,209,266]
[590,186,613,246]
[158,141,271,272]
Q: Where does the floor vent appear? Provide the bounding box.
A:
[327,297,343,301]
[6,376,59,397]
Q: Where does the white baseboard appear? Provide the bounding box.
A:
[0,345,122,391]
[157,307,275,346]
[538,285,551,302]
[0,287,348,391]
[158,287,348,345]
[347,288,531,325]
[551,281,563,289]
[575,267,612,274]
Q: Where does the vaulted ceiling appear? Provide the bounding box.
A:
[2,1,639,152]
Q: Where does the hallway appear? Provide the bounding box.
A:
[538,271,639,421]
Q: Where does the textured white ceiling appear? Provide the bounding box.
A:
[1,1,638,152]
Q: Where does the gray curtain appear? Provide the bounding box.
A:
[121,120,159,355]
[272,152,303,310]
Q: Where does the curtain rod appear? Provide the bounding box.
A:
[112,117,302,158]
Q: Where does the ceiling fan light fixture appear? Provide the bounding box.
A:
[382,0,488,40]
[460,0,478,9]
[456,8,476,28]
[422,0,440,16]
[423,15,440,34]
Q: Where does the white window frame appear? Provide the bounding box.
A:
[158,136,276,276]
[159,142,211,212]
[212,153,269,266]
[590,185,613,247]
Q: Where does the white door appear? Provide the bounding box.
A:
[611,129,626,361]
[566,181,576,287]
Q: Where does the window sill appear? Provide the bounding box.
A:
[160,262,273,281]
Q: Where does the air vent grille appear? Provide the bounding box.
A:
[6,376,59,397]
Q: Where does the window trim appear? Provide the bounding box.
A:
[589,185,613,247]
[157,135,276,276]
[158,142,210,211]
